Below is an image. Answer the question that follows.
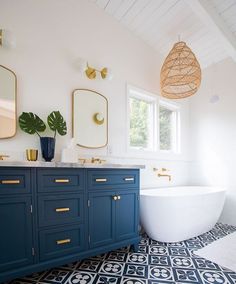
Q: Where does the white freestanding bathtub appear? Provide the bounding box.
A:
[140,186,226,243]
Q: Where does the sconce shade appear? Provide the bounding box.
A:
[85,66,96,79]
[101,67,113,80]
[93,112,104,125]
[160,41,201,99]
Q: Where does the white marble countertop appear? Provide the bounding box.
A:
[0,161,145,169]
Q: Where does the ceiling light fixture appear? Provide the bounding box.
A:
[160,41,201,99]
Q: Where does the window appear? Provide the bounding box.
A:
[128,85,180,154]
[159,102,179,152]
[129,88,155,150]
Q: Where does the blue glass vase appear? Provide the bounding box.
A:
[40,137,55,162]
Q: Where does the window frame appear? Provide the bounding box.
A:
[159,99,181,154]
[127,85,157,152]
[127,85,181,155]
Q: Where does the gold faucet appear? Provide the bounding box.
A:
[79,157,106,164]
[0,154,9,161]
[91,157,106,164]
[153,167,171,181]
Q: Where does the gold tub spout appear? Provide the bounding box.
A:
[153,167,171,181]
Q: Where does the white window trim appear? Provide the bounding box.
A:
[127,85,157,153]
[127,84,181,156]
[159,99,181,154]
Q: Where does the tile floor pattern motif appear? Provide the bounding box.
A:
[7,223,236,284]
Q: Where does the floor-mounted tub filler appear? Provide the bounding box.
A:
[140,186,226,243]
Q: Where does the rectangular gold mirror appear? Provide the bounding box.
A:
[72,89,108,148]
[0,65,17,139]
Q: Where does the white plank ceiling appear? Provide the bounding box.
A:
[91,0,236,68]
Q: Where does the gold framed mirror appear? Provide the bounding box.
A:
[0,65,17,139]
[72,89,108,148]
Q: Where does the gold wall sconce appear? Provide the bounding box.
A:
[93,112,104,125]
[0,29,16,48]
[78,58,113,80]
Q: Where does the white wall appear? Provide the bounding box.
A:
[0,0,190,188]
[189,58,236,225]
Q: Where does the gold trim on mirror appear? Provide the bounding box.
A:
[72,89,108,149]
[0,64,17,139]
[0,30,2,46]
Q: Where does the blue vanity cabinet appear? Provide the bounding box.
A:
[0,168,34,273]
[0,166,141,283]
[88,191,116,248]
[115,190,139,241]
[36,169,86,262]
[88,169,140,250]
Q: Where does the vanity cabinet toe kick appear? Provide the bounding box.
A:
[0,167,140,283]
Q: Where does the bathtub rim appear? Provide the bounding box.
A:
[140,186,226,197]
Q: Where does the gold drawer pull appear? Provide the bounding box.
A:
[54,179,70,183]
[1,180,20,184]
[55,207,70,212]
[112,195,118,200]
[56,238,71,245]
[95,178,107,182]
[124,177,134,181]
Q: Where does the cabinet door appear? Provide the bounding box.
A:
[115,190,139,241]
[0,197,34,272]
[89,191,116,248]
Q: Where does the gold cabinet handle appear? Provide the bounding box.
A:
[1,180,20,184]
[112,195,118,201]
[117,195,121,200]
[55,207,70,212]
[56,238,71,245]
[95,178,107,182]
[124,177,134,181]
[54,179,70,183]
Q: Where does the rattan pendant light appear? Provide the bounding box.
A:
[160,41,201,99]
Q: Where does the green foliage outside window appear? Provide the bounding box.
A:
[159,106,172,150]
[130,97,149,148]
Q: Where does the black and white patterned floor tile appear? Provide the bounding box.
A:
[8,223,236,284]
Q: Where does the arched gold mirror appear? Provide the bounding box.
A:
[0,65,17,138]
[72,89,108,148]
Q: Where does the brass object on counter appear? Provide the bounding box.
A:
[26,149,38,161]
[0,154,9,161]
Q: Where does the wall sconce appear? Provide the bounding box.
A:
[93,112,104,125]
[0,29,16,48]
[78,58,113,80]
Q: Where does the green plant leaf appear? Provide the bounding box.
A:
[47,111,67,136]
[19,112,46,136]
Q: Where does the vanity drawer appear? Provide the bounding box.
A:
[38,194,84,227]
[88,170,139,190]
[39,225,85,261]
[37,169,84,193]
[0,169,31,195]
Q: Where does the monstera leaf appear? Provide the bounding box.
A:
[19,112,46,136]
[47,111,67,137]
